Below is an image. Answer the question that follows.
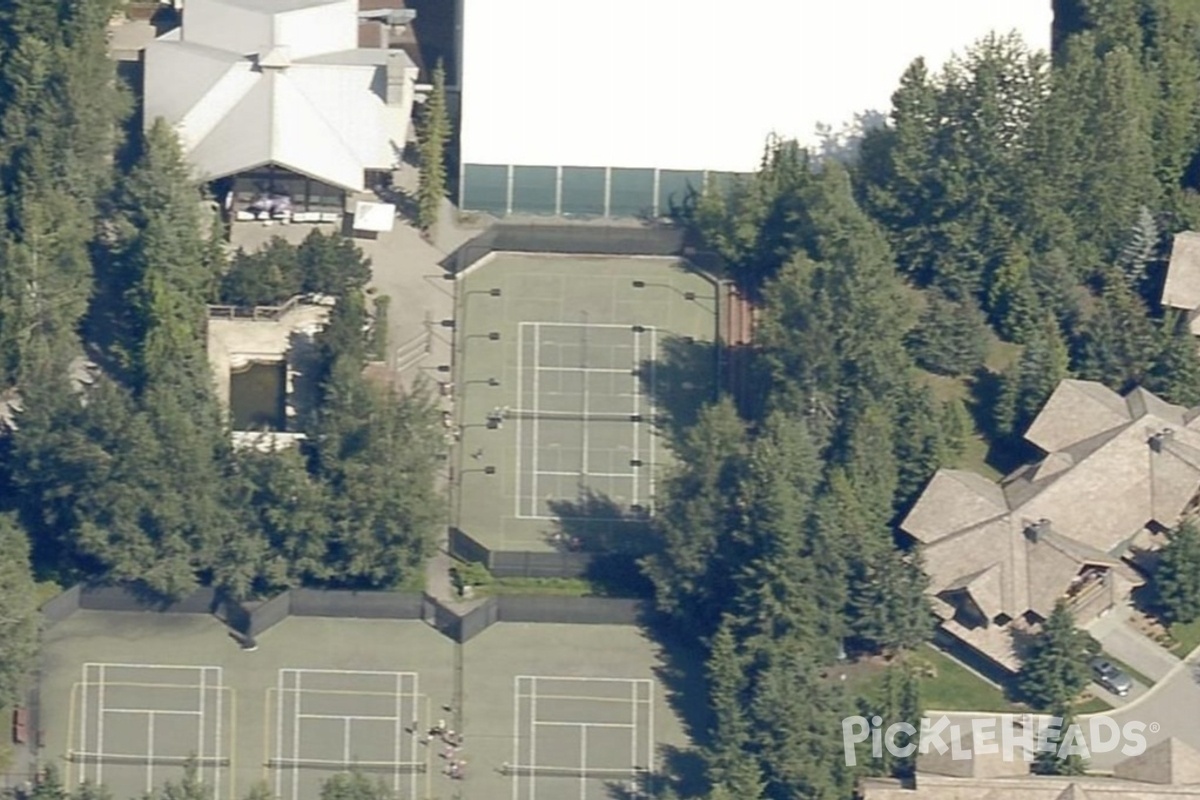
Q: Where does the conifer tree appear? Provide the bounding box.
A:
[1153,521,1200,624]
[415,61,450,232]
[1017,602,1098,710]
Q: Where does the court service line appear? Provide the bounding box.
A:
[533,721,635,729]
[580,314,590,479]
[529,677,538,800]
[631,681,638,772]
[297,713,401,722]
[579,726,588,800]
[102,708,202,716]
[517,675,649,683]
[215,667,225,800]
[647,683,655,773]
[411,675,421,800]
[198,667,206,781]
[393,673,402,795]
[146,712,155,796]
[632,330,640,508]
[531,324,541,518]
[513,692,650,704]
[649,328,658,508]
[511,676,522,800]
[343,718,351,764]
[515,322,524,519]
[292,672,302,800]
[532,366,635,374]
[283,668,417,678]
[274,677,285,800]
[534,470,638,479]
[97,665,106,786]
[529,322,650,329]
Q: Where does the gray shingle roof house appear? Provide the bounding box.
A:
[1163,231,1200,334]
[862,736,1200,798]
[902,379,1200,670]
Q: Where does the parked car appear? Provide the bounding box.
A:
[1090,657,1134,697]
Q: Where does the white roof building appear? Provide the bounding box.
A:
[457,0,1053,217]
[144,0,416,194]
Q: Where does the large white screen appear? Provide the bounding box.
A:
[460,0,1053,172]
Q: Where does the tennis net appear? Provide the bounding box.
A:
[267,759,426,774]
[70,752,230,767]
[501,764,648,779]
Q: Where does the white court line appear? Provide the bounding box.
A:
[198,668,205,783]
[97,665,106,786]
[529,322,654,329]
[292,672,302,800]
[512,676,523,800]
[531,324,541,518]
[646,682,655,773]
[102,708,202,716]
[282,668,417,677]
[410,673,420,800]
[515,322,524,519]
[534,366,636,374]
[79,666,91,785]
[649,327,657,509]
[534,471,638,479]
[82,662,211,672]
[533,721,635,729]
[631,682,637,773]
[146,712,155,795]
[581,320,590,479]
[393,674,402,795]
[512,693,647,704]
[214,667,224,800]
[632,331,640,508]
[343,719,351,764]
[579,726,587,800]
[529,677,538,800]
[297,713,401,721]
[518,676,649,683]
[275,671,285,800]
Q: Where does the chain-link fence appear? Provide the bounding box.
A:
[41,585,647,644]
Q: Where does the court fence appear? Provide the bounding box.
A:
[41,584,647,645]
[449,527,599,579]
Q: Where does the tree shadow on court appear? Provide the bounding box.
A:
[545,490,655,597]
[638,334,720,446]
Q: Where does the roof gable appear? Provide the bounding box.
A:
[902,470,1009,544]
[1024,380,1130,454]
[1114,736,1200,785]
[1163,231,1200,313]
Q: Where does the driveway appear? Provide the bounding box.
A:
[1087,608,1181,683]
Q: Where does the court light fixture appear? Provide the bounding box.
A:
[630,459,644,467]
[437,365,451,372]
[632,325,646,333]
[488,331,501,341]
[489,288,502,297]
[632,280,647,288]
[488,378,500,387]
[484,466,496,475]
[629,414,643,423]
[441,319,456,328]
[684,291,696,300]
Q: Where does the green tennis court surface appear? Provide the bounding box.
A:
[454,253,719,553]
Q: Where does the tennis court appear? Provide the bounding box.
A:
[269,668,427,800]
[454,253,719,552]
[68,663,232,800]
[509,676,654,800]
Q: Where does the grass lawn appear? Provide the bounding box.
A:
[1076,696,1114,714]
[917,371,1002,481]
[912,645,1024,713]
[1169,617,1200,657]
[476,576,595,596]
